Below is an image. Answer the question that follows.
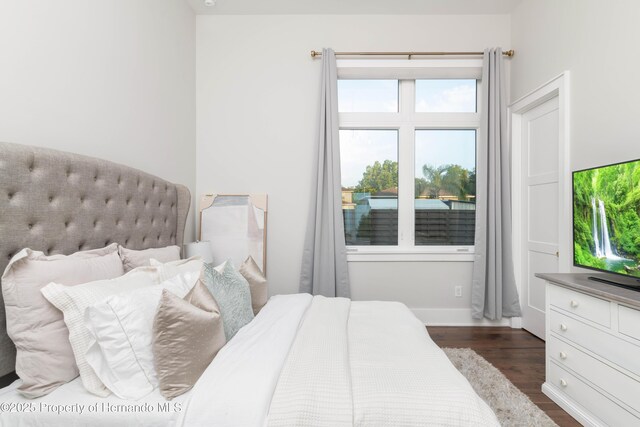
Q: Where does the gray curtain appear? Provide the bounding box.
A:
[471,48,522,320]
[299,48,350,298]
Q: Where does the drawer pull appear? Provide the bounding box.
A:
[559,352,567,360]
[560,323,568,331]
[560,379,567,388]
[570,300,579,308]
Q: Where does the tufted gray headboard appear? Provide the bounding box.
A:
[0,142,191,377]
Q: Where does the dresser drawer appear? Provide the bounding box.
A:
[619,305,640,342]
[548,335,640,411]
[549,284,611,327]
[550,309,640,377]
[548,362,640,426]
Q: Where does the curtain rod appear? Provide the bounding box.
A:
[310,50,514,59]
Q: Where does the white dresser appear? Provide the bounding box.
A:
[537,273,640,426]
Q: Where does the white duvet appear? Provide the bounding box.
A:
[0,294,499,427]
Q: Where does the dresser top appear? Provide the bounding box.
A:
[536,273,640,309]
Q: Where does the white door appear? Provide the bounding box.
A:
[520,96,560,339]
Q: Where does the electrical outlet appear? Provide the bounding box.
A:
[455,286,462,297]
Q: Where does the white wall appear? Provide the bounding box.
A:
[511,0,640,281]
[196,14,511,324]
[0,0,197,241]
[511,0,640,171]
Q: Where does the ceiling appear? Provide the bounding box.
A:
[187,0,522,15]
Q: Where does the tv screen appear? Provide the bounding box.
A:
[573,158,640,279]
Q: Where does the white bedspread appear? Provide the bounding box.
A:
[349,301,499,426]
[266,297,499,427]
[0,294,499,427]
[179,293,313,427]
[267,296,353,427]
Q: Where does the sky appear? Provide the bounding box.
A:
[416,79,476,112]
[415,130,476,175]
[338,79,477,188]
[337,79,398,112]
[340,129,397,187]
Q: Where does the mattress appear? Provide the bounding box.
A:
[0,294,498,426]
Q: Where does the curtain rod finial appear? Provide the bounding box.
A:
[504,49,515,57]
[310,50,321,59]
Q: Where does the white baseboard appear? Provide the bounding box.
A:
[510,316,522,329]
[542,382,603,427]
[411,308,512,327]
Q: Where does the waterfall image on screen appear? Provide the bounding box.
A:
[573,159,640,278]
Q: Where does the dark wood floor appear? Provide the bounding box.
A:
[428,326,581,427]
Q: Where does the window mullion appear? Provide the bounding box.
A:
[397,80,415,247]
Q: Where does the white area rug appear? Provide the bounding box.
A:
[443,348,558,427]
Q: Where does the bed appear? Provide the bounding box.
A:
[0,142,499,426]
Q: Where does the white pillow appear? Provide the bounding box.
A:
[41,267,160,396]
[150,256,205,282]
[84,270,200,400]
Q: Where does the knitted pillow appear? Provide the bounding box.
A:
[202,261,254,340]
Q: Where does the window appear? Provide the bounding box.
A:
[340,130,398,245]
[338,74,479,254]
[415,130,476,246]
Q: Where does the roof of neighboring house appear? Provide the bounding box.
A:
[376,187,399,195]
[367,198,450,210]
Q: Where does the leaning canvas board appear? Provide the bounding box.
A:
[199,194,267,274]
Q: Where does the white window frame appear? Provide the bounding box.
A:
[338,59,482,262]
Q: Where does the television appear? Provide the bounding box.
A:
[573,158,640,290]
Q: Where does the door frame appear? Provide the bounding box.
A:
[509,72,571,331]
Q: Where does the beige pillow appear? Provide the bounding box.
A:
[1,244,124,398]
[41,267,159,396]
[238,256,268,315]
[118,245,181,272]
[153,279,226,400]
